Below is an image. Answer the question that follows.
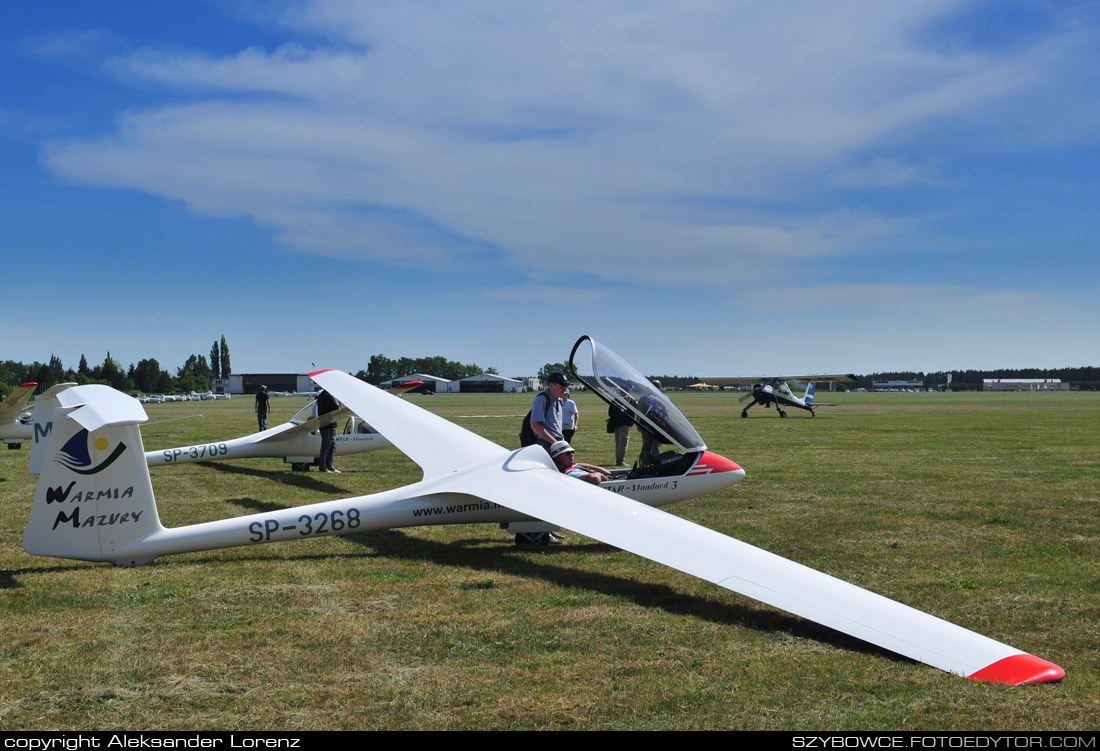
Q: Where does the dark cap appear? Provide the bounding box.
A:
[548,371,571,386]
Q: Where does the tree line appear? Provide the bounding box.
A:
[354,354,498,385]
[4,344,1095,400]
[851,367,1100,391]
[649,366,1099,391]
[0,336,232,398]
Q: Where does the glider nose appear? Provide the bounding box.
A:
[694,451,746,485]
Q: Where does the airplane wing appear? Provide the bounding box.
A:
[705,374,857,386]
[311,370,504,478]
[309,369,1061,684]
[1,382,38,422]
[387,380,425,396]
[785,373,857,383]
[264,405,354,442]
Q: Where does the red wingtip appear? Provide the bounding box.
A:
[309,368,337,377]
[970,654,1065,685]
[20,382,38,387]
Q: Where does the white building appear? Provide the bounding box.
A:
[982,379,1067,391]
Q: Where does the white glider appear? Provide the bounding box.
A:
[143,382,425,470]
[1,381,38,449]
[144,399,389,471]
[21,338,1062,685]
[3,382,77,453]
[29,383,424,474]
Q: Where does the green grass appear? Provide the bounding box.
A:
[1,390,1097,729]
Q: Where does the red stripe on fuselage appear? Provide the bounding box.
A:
[686,451,743,475]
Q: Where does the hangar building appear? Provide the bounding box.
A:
[446,374,522,393]
[214,374,315,395]
[982,379,1067,391]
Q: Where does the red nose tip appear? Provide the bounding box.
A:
[701,451,742,473]
[686,451,745,479]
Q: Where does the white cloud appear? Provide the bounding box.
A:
[39,1,1098,295]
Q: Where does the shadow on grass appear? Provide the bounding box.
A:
[3,498,905,665]
[203,495,904,665]
[203,461,347,493]
[362,529,903,664]
[0,563,97,589]
[226,497,290,514]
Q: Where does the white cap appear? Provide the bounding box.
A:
[548,440,574,458]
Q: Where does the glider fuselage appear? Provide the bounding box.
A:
[145,422,391,467]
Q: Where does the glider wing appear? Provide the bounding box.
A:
[309,369,1061,684]
[1,382,37,422]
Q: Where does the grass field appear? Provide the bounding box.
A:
[1,389,1097,730]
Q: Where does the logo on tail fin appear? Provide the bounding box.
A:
[55,429,128,475]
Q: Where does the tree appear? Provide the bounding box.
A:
[219,335,231,376]
[538,362,571,383]
[132,358,172,394]
[94,352,132,391]
[176,354,213,393]
[210,341,221,379]
[362,354,398,385]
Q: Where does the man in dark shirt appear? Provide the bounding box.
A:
[316,389,340,473]
[255,385,271,431]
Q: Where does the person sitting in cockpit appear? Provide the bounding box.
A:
[548,440,610,486]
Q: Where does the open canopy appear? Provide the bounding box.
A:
[569,335,706,453]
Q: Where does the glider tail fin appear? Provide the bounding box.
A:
[804,382,816,405]
[28,383,76,475]
[23,385,163,566]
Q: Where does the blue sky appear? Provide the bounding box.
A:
[2,0,1098,379]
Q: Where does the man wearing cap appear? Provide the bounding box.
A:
[549,440,610,486]
[531,371,570,452]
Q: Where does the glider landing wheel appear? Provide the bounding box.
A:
[514,532,562,547]
[779,409,787,418]
[291,462,311,471]
[741,410,748,418]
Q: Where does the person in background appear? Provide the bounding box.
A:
[316,389,340,473]
[530,371,570,451]
[561,389,579,444]
[638,379,666,458]
[608,403,634,466]
[255,385,271,431]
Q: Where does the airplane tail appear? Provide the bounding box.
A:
[804,382,816,405]
[23,385,164,566]
[29,383,76,475]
